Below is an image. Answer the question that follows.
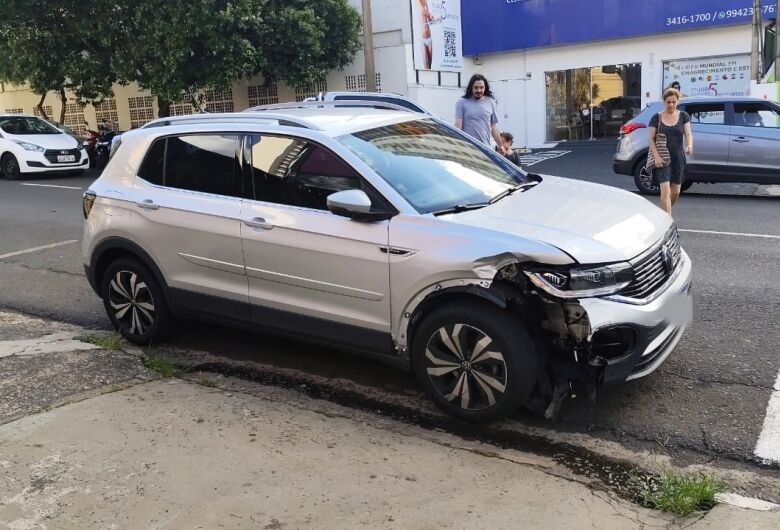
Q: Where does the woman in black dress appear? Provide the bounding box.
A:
[649,88,694,215]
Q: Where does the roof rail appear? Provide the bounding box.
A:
[142,112,321,130]
[246,100,410,113]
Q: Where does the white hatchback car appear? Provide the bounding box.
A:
[83,103,692,422]
[0,114,89,179]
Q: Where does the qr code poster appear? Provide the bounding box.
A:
[411,0,463,72]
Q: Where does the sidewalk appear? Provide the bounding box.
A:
[1,310,779,529]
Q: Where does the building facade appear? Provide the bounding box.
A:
[0,0,776,147]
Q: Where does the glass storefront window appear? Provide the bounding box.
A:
[545,63,641,142]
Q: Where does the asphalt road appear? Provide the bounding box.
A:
[1,151,779,471]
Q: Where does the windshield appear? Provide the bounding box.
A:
[337,119,528,214]
[0,116,61,135]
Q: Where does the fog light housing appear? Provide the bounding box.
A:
[590,326,637,359]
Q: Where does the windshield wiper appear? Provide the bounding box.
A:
[431,202,489,216]
[489,181,538,204]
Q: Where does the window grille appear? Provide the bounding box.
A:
[33,106,54,119]
[203,88,234,113]
[4,108,23,114]
[295,80,328,102]
[170,102,195,116]
[128,96,156,128]
[248,83,279,107]
[63,103,87,135]
[94,99,119,129]
[344,73,381,92]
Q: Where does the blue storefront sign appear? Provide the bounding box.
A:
[463,0,777,55]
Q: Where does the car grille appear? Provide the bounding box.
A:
[617,228,682,300]
[44,149,81,164]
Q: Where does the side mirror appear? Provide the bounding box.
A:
[327,189,391,221]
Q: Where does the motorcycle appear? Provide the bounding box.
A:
[81,123,100,168]
[93,125,123,170]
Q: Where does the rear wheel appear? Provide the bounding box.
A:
[101,257,170,345]
[412,301,537,423]
[1,154,22,180]
[633,163,659,195]
[680,180,693,192]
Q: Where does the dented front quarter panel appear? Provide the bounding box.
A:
[387,214,574,350]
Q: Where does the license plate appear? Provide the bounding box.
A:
[57,155,76,163]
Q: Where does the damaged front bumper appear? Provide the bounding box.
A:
[574,249,693,384]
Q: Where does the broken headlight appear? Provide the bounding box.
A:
[525,263,633,298]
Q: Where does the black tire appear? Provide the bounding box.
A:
[633,163,660,195]
[1,153,23,180]
[101,257,171,345]
[412,301,537,423]
[680,180,693,192]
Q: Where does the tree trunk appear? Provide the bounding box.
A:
[157,96,171,118]
[35,93,49,120]
[58,88,67,124]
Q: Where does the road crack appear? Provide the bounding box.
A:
[0,261,85,278]
[665,370,775,391]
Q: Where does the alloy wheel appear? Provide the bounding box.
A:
[423,323,508,411]
[2,155,20,179]
[637,167,659,194]
[108,270,156,336]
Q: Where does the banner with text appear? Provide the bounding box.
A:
[411,0,463,72]
[663,54,752,97]
[464,0,777,55]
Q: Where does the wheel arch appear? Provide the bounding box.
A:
[90,237,168,299]
[404,282,526,359]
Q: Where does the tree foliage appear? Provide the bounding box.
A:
[0,0,115,121]
[111,0,362,116]
[0,0,362,118]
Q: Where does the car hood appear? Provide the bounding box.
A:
[447,175,672,264]
[8,133,79,150]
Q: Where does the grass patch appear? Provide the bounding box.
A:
[197,377,217,388]
[141,353,179,378]
[78,332,125,351]
[642,469,724,516]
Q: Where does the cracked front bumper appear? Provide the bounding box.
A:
[579,249,693,385]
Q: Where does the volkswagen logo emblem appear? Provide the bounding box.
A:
[60,150,68,154]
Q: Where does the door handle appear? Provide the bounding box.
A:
[243,216,274,230]
[135,199,159,210]
[732,137,749,143]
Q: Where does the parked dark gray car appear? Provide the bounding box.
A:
[613,96,780,194]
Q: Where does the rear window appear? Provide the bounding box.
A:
[137,134,241,197]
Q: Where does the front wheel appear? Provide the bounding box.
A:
[1,153,22,180]
[101,257,170,345]
[412,301,538,423]
[680,180,693,193]
[633,163,660,195]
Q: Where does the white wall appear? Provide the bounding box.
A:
[422,24,752,147]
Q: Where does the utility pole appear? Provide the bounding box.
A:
[362,0,377,92]
[776,0,780,79]
[751,0,763,82]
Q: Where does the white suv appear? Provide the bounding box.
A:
[83,103,692,422]
[0,114,89,179]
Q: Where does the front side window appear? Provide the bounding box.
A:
[0,117,61,135]
[684,104,725,125]
[248,135,368,211]
[337,119,528,214]
[733,103,780,128]
[137,134,240,196]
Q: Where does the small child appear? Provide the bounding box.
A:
[499,132,522,166]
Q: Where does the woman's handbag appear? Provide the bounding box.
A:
[646,113,671,170]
